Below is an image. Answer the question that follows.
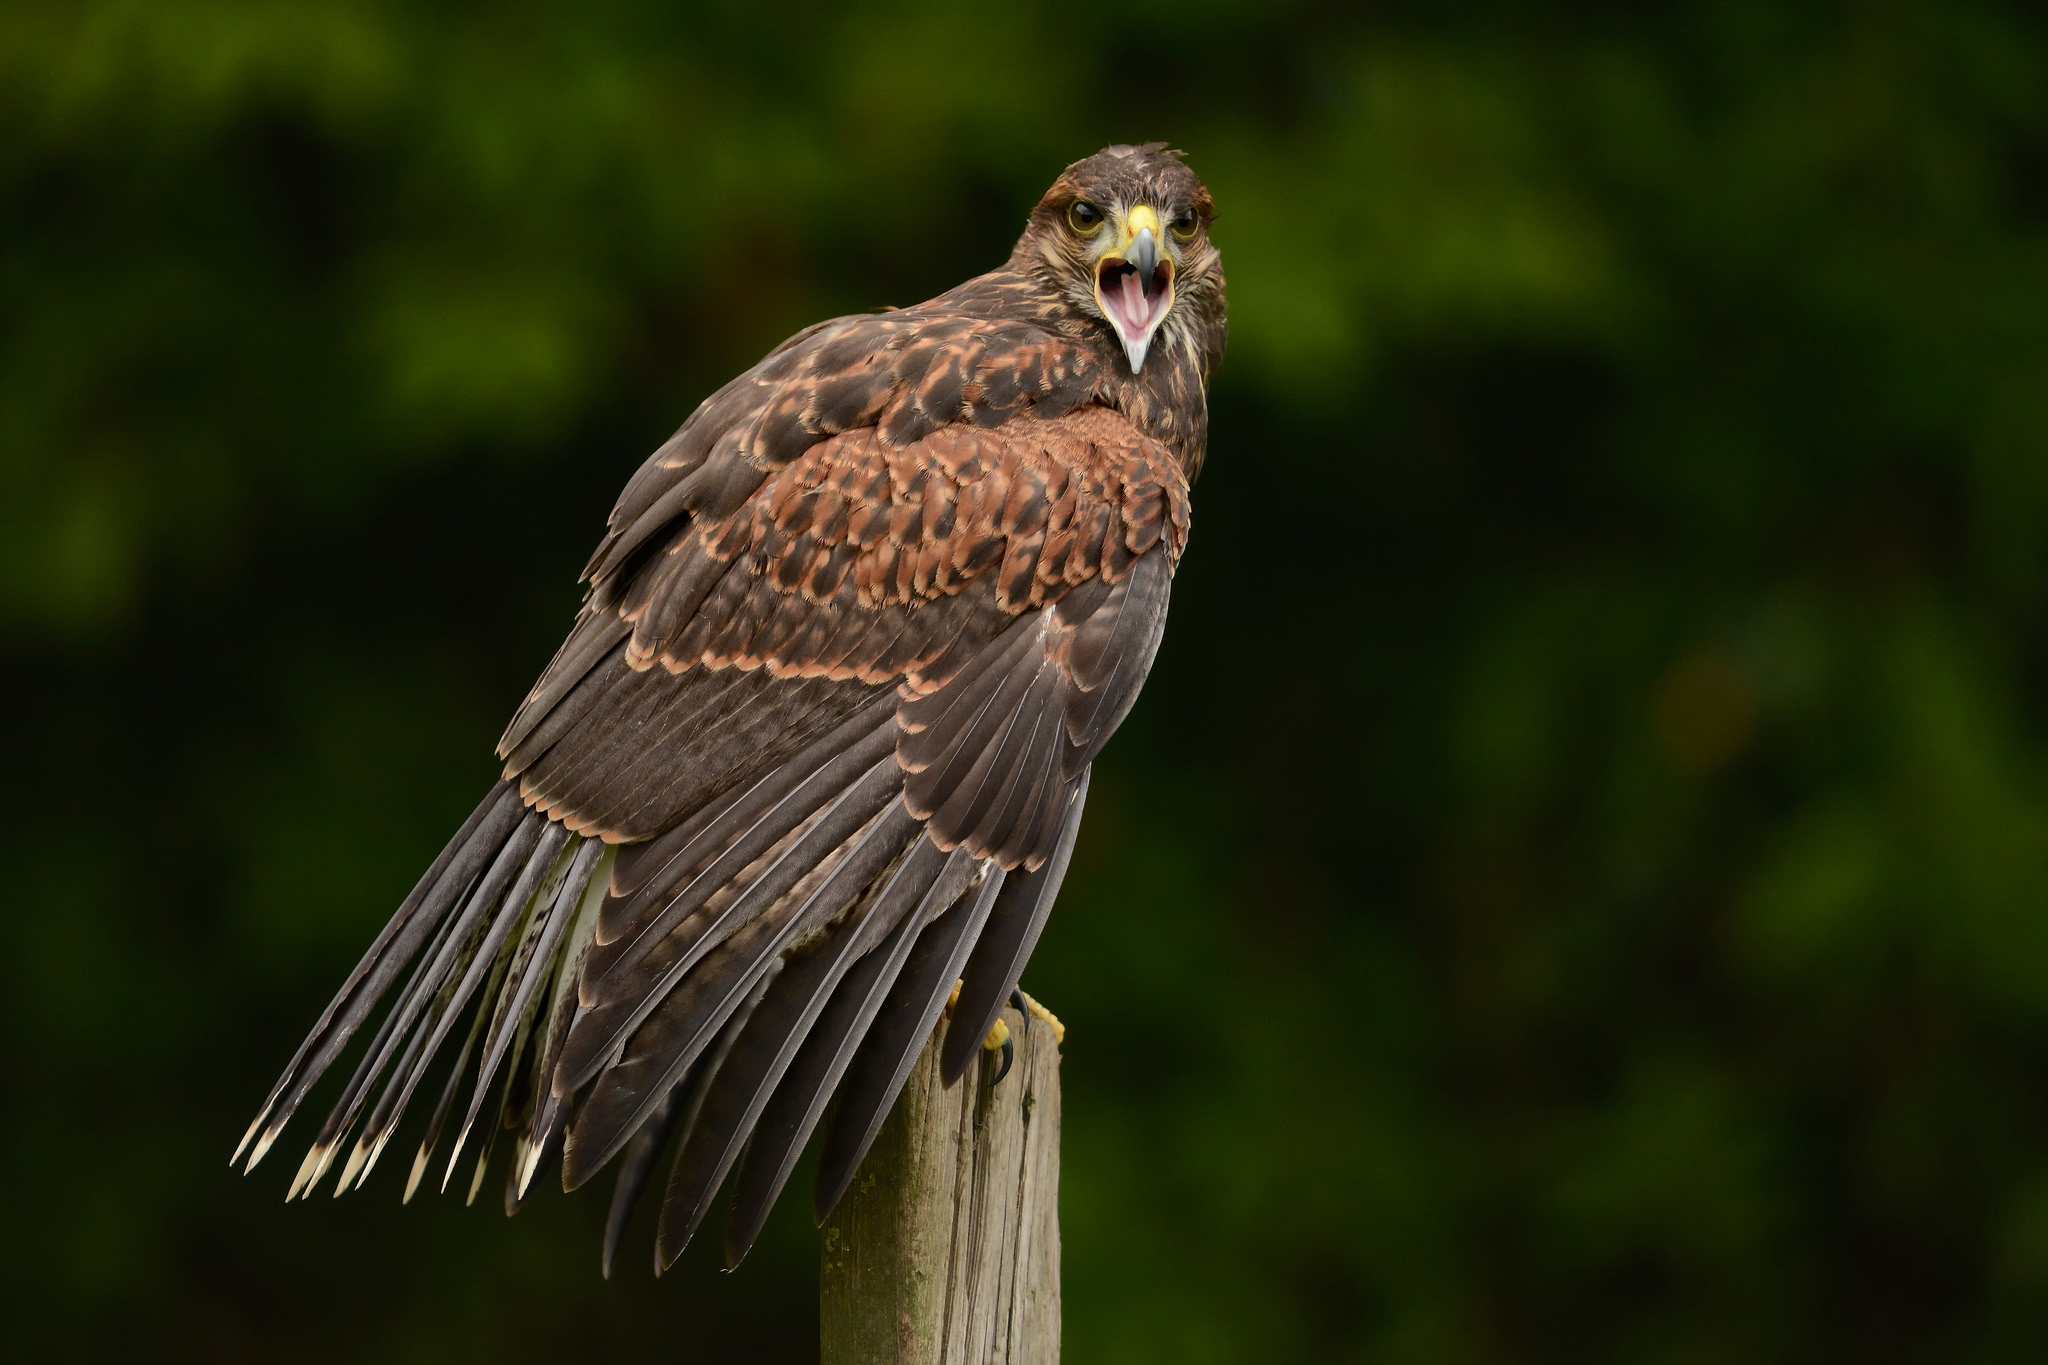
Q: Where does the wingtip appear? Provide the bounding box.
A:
[559,1144,591,1193]
[654,1227,690,1276]
[937,977,975,1083]
[243,1122,284,1175]
[513,1102,566,1205]
[601,1202,625,1280]
[310,1144,343,1199]
[513,1138,542,1203]
[441,1122,475,1195]
[939,1023,978,1085]
[353,1129,396,1191]
[722,1225,758,1272]
[232,1112,266,1167]
[465,1156,489,1206]
[813,1163,858,1227]
[333,1140,371,1197]
[286,1142,328,1202]
[403,1146,430,1204]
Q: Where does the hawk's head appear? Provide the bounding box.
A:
[1017,143,1225,378]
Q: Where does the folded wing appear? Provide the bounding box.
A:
[239,303,1188,1273]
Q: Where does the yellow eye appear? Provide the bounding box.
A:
[1066,200,1104,234]
[1168,208,1199,241]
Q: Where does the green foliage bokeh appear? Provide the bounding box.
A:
[5,1,2048,1359]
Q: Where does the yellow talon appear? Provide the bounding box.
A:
[981,1017,1011,1053]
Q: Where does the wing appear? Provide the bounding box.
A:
[238,303,1188,1275]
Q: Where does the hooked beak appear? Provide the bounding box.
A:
[1093,205,1175,373]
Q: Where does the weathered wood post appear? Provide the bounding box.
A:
[820,997,1063,1364]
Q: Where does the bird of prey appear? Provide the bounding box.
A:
[236,143,1226,1275]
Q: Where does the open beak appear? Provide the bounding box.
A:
[1093,205,1175,373]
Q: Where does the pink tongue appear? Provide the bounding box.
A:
[1113,270,1151,338]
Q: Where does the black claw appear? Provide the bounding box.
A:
[1009,987,1029,1033]
[991,1036,1015,1086]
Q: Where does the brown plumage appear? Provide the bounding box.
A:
[237,143,1227,1274]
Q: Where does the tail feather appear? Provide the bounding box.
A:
[502,841,610,1203]
[442,824,581,1179]
[240,782,524,1172]
[292,812,546,1197]
[602,1077,690,1278]
[463,1082,507,1207]
[812,863,1007,1223]
[404,949,503,1204]
[636,965,780,1274]
[561,786,911,1188]
[601,702,896,922]
[653,826,944,1266]
[347,817,568,1190]
[722,841,977,1267]
[242,607,1101,1271]
[338,967,453,1195]
[454,840,607,1206]
[284,866,474,1201]
[586,709,899,992]
[556,754,905,1105]
[940,769,1088,1084]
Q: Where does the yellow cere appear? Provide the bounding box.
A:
[1121,204,1163,251]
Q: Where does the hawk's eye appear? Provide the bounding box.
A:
[1066,200,1104,234]
[1169,208,1200,241]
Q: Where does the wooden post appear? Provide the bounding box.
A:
[820,999,1062,1365]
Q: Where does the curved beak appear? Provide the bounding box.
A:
[1093,205,1175,373]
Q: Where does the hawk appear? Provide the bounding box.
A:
[237,143,1227,1275]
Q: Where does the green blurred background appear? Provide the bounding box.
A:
[6,1,2048,1359]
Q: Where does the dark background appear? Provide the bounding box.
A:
[6,2,2048,1360]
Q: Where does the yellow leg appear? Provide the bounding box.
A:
[944,982,1066,1086]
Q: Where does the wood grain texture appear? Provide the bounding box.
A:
[820,1003,1060,1365]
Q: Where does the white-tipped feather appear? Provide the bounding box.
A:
[285,1142,326,1202]
[512,1136,540,1201]
[515,1092,565,1203]
[309,1142,345,1199]
[401,937,517,1205]
[465,1140,492,1206]
[509,850,611,1205]
[243,1124,283,1175]
[365,1130,395,1186]
[332,1141,370,1197]
[442,1123,480,1195]
[403,1147,431,1204]
[232,1114,265,1167]
[350,1127,397,1191]
[442,836,583,1190]
[344,836,546,1199]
